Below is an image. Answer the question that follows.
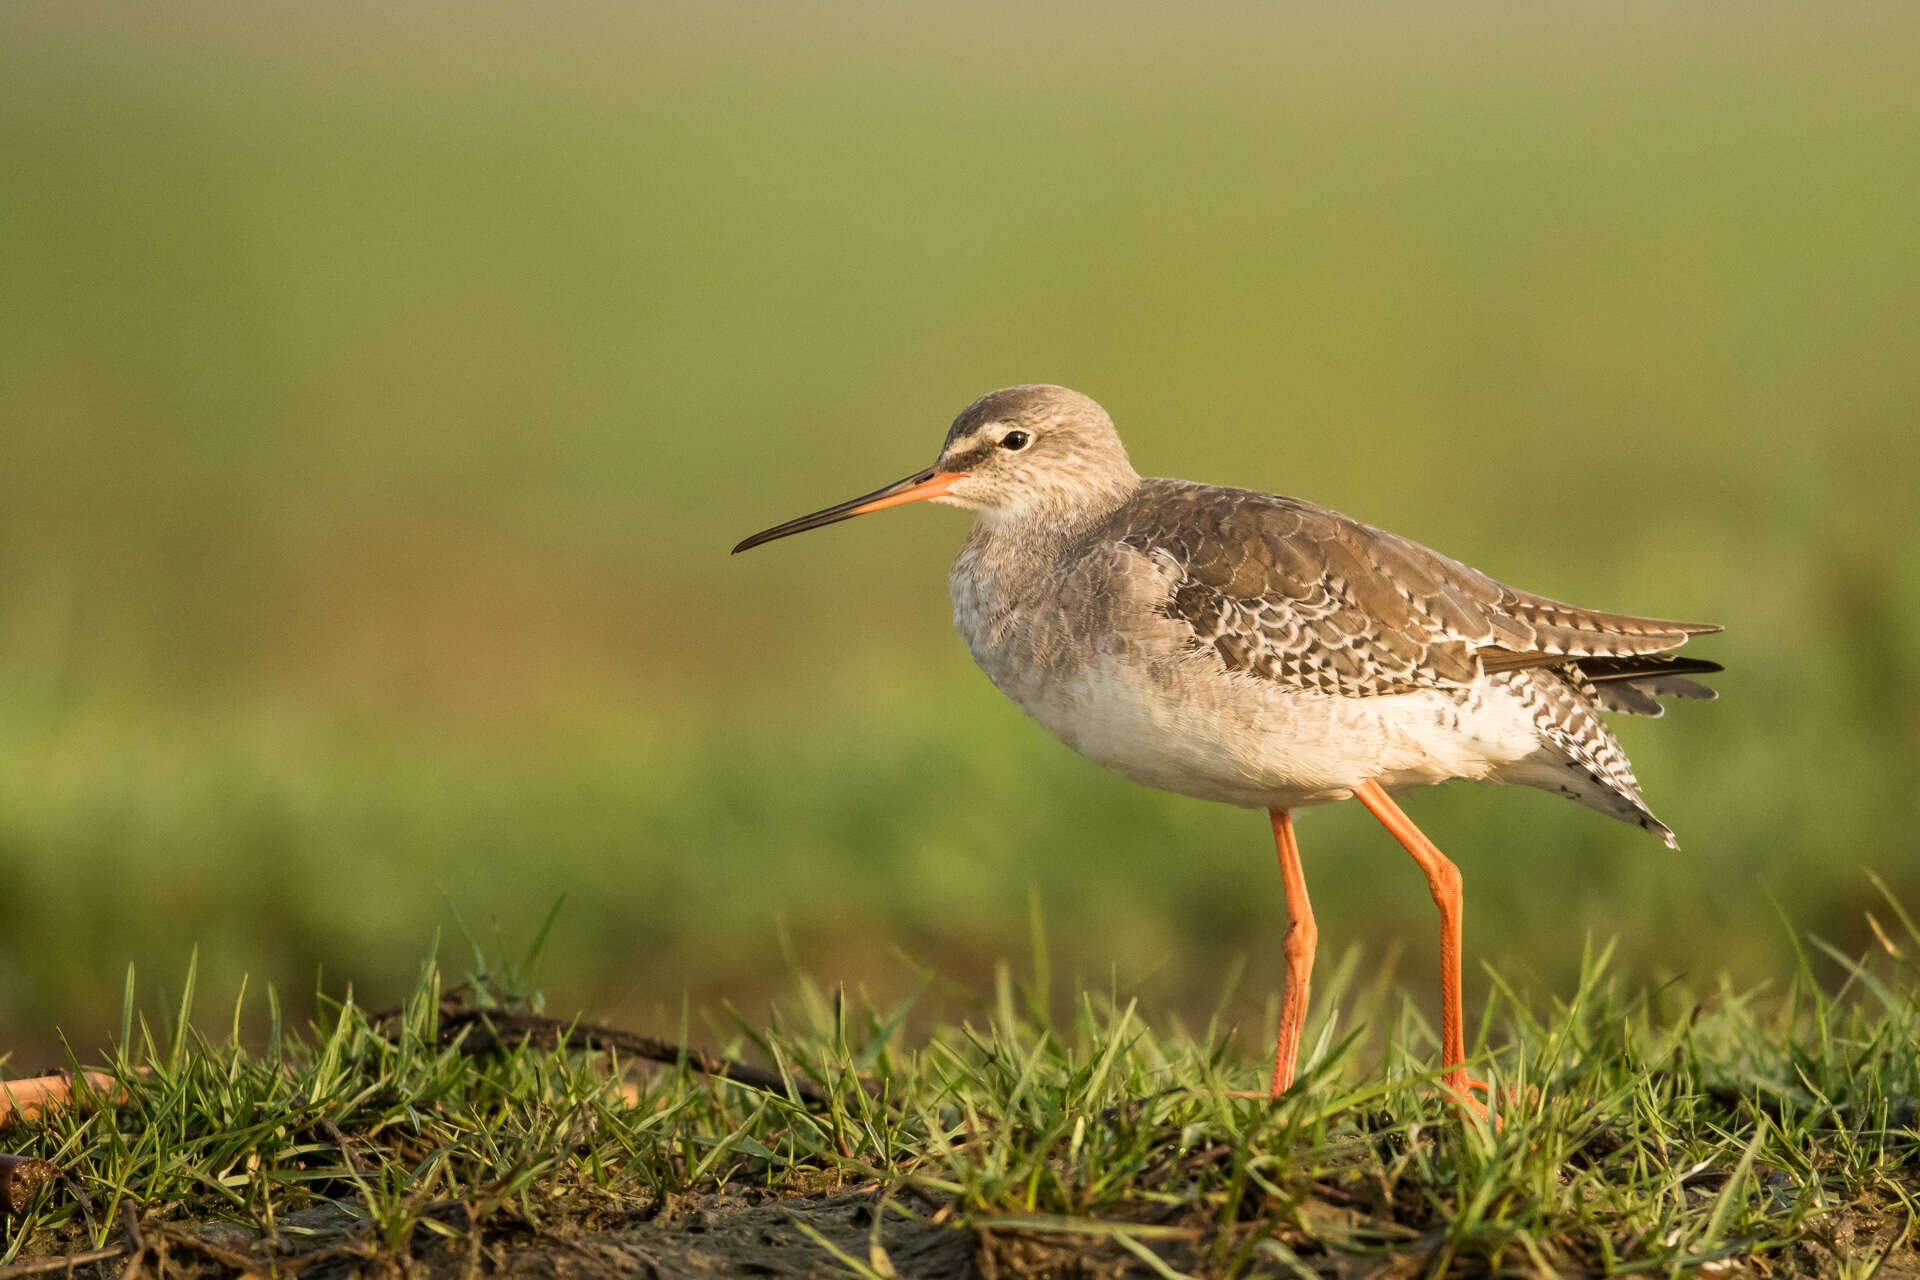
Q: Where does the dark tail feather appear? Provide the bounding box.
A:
[1576,654,1720,718]
[1576,654,1724,683]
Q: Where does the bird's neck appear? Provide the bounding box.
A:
[968,473,1141,549]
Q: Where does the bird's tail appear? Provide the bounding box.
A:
[1573,653,1722,718]
[1494,667,1683,849]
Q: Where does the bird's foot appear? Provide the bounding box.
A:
[1228,1074,1501,1131]
[1435,1072,1498,1128]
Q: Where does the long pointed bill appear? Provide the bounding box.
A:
[731,467,963,554]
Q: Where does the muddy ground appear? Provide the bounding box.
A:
[108,1179,1912,1280]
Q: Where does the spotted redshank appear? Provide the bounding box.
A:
[733,385,1720,1112]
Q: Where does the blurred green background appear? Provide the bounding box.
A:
[2,2,1917,1062]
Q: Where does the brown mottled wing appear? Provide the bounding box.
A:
[1112,480,1720,698]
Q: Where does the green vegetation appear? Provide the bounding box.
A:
[3,918,1917,1277]
[2,5,1917,1075]
[6,7,1914,1271]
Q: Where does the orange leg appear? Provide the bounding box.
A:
[1267,808,1317,1098]
[1351,779,1490,1115]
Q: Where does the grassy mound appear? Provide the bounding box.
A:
[3,918,1917,1279]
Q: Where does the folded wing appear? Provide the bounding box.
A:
[1113,480,1721,703]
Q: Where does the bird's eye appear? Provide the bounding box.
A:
[1001,429,1032,451]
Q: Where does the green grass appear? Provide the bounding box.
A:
[1,3,1918,1070]
[1,10,1914,1270]
[3,907,1917,1277]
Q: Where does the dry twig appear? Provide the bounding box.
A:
[0,1073,127,1128]
[0,1154,62,1215]
[405,1003,879,1109]
[0,1242,128,1280]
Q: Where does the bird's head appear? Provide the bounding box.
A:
[732,384,1139,554]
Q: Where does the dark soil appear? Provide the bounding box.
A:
[163,1180,972,1280]
[18,1178,1916,1279]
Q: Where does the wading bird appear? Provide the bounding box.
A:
[733,385,1719,1114]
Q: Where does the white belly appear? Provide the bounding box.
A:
[950,535,1544,811]
[1009,651,1539,809]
